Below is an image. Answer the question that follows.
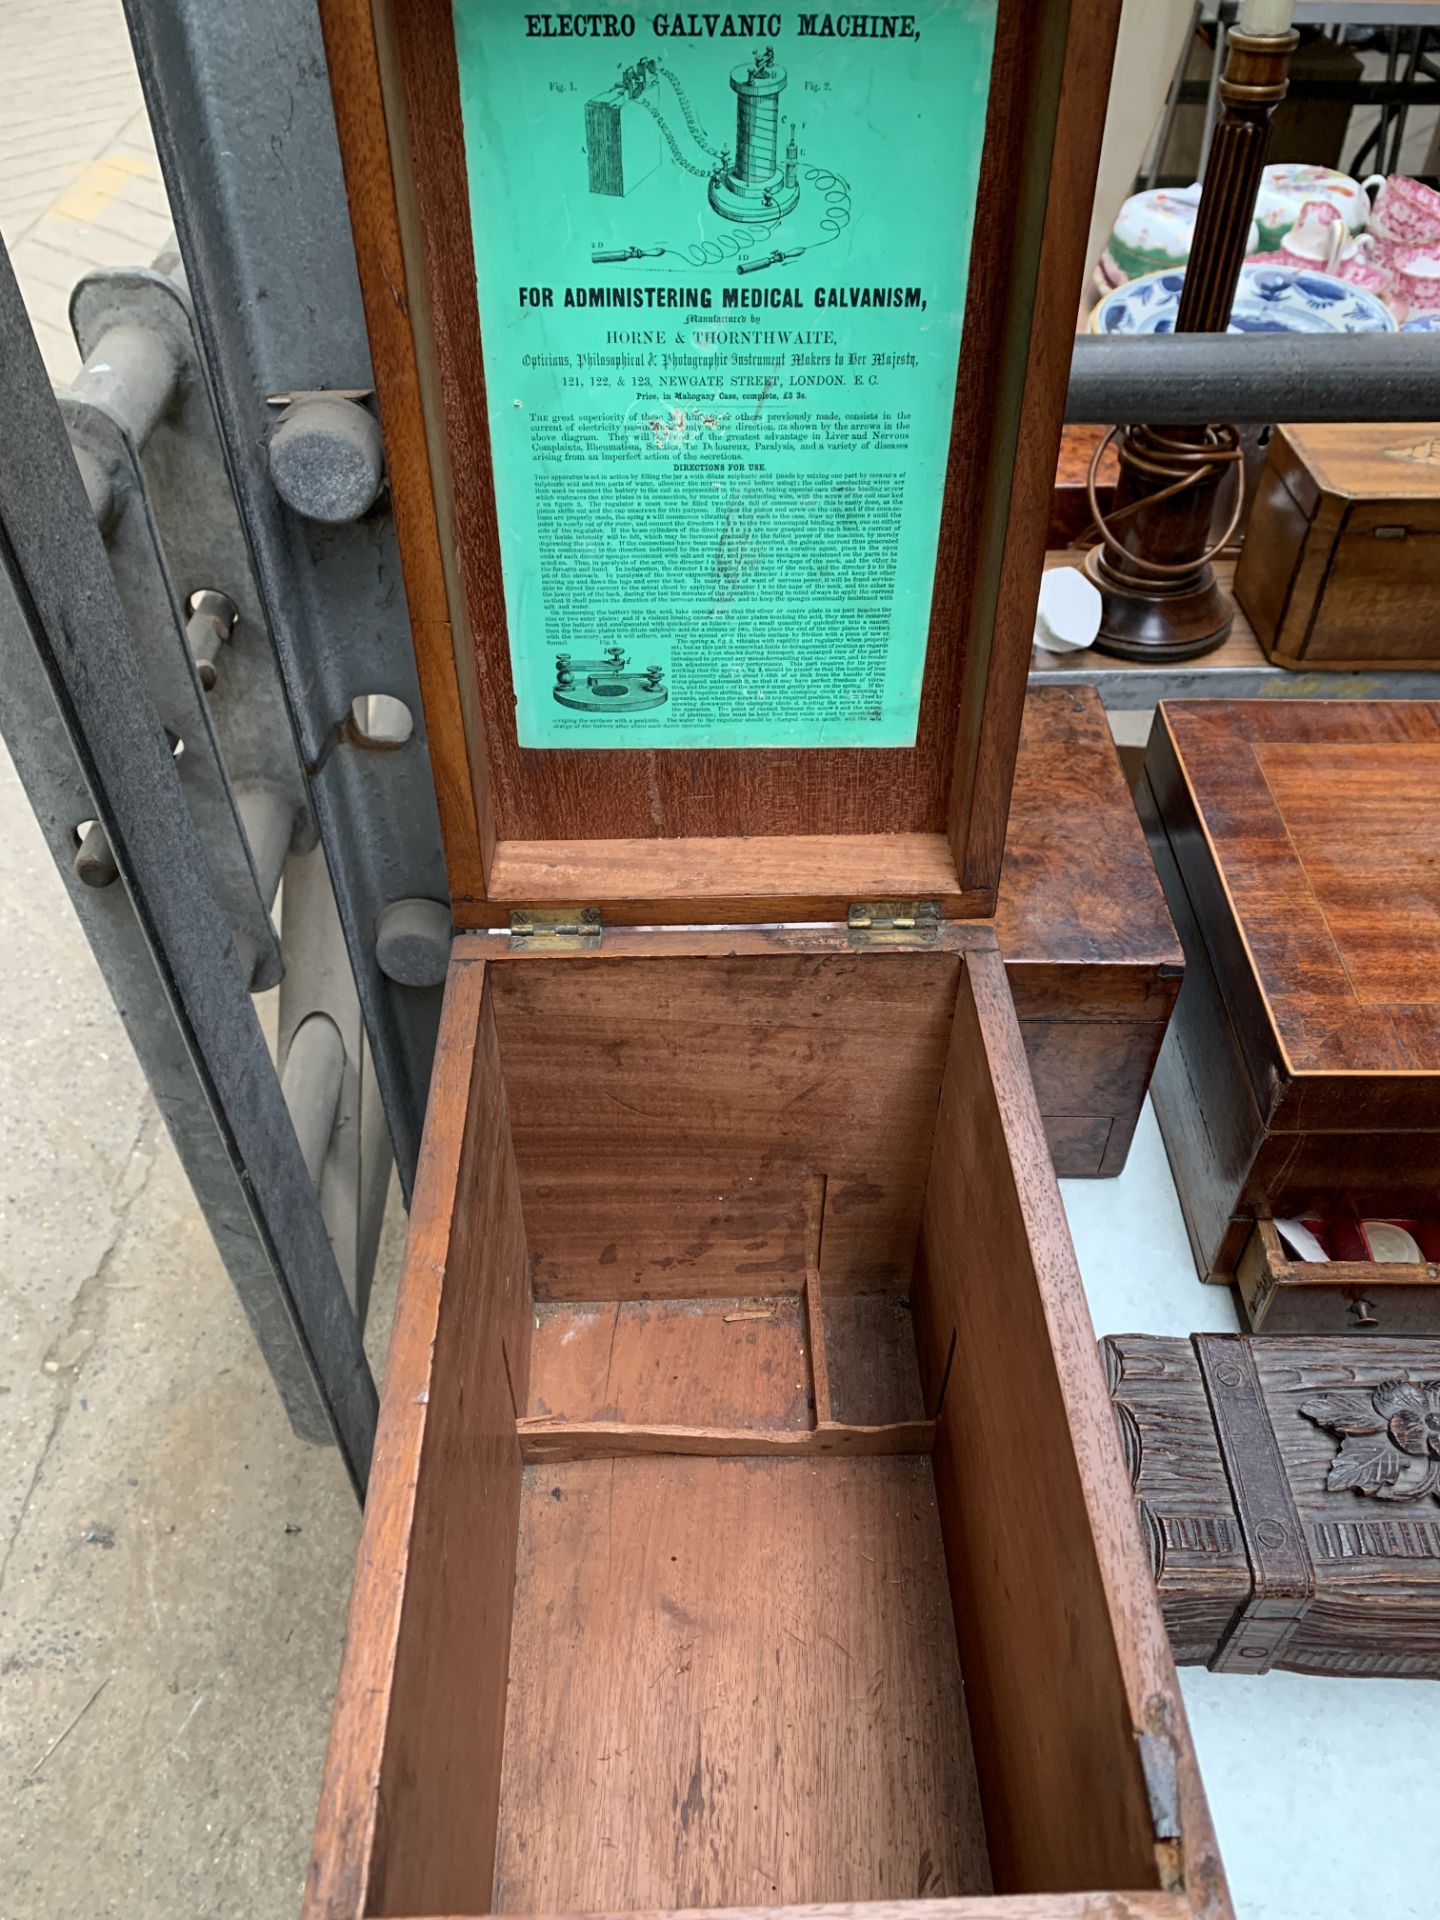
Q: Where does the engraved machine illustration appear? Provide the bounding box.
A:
[553,646,668,714]
[587,48,800,222]
[582,47,850,272]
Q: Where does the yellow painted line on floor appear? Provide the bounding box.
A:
[49,153,155,224]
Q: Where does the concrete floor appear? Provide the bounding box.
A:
[0,8,401,1915]
[0,730,403,1920]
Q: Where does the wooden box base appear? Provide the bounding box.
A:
[304,931,1226,1920]
[497,1452,982,1913]
[1107,1332,1440,1679]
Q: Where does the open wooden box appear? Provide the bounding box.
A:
[306,927,1227,1920]
[305,3,1228,1917]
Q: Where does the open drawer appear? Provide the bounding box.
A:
[304,928,1227,1920]
[1239,1215,1440,1335]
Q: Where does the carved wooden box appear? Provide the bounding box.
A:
[1106,1333,1440,1679]
[1139,700,1440,1329]
[302,4,1232,1920]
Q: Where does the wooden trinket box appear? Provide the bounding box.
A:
[1233,421,1440,671]
[1106,1332,1440,1680]
[1140,700,1440,1330]
[305,4,1230,1919]
[1000,686,1183,1179]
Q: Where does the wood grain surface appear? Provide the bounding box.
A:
[486,952,964,1297]
[307,930,1226,1917]
[518,1266,935,1461]
[477,1899,1195,1920]
[315,0,492,904]
[822,1292,927,1427]
[527,1297,811,1431]
[370,970,531,1916]
[911,951,1228,1915]
[1102,1337,1250,1667]
[997,689,1181,998]
[492,1456,991,1912]
[997,687,1182,1176]
[1137,765,1270,1283]
[948,0,1123,900]
[476,833,983,928]
[1252,1338,1440,1676]
[1155,702,1440,1088]
[516,1417,937,1463]
[304,959,528,1920]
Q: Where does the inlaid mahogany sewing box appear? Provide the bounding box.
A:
[1139,700,1440,1333]
[301,5,1229,1920]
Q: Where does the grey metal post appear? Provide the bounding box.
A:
[1066,333,1440,424]
[0,244,376,1493]
[123,0,455,1200]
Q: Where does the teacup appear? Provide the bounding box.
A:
[1335,250,1393,302]
[1393,241,1440,316]
[1253,163,1375,251]
[1368,173,1440,248]
[1280,198,1347,272]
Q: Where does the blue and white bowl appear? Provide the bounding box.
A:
[1401,311,1440,332]
[1090,263,1396,335]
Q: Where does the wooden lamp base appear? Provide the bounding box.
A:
[1083,547,1235,661]
[1084,421,1244,662]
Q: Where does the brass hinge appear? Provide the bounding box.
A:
[846,900,940,948]
[508,906,602,951]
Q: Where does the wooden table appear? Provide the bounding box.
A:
[1029,550,1440,710]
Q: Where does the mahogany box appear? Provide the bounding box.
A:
[1106,1332,1440,1680]
[1139,700,1440,1333]
[1000,685,1182,1179]
[1233,421,1440,671]
[301,5,1231,1920]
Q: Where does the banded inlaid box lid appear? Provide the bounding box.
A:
[1148,700,1440,1129]
[1270,421,1440,518]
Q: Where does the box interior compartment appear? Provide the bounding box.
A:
[1282,1212,1440,1265]
[335,939,1206,1920]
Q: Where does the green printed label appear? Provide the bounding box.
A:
[452,2,997,748]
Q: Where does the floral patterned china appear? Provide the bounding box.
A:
[1102,182,1256,287]
[1252,163,1378,250]
[1090,262,1397,335]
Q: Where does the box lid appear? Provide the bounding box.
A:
[1148,700,1440,1130]
[322,0,1121,928]
[1275,422,1440,521]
